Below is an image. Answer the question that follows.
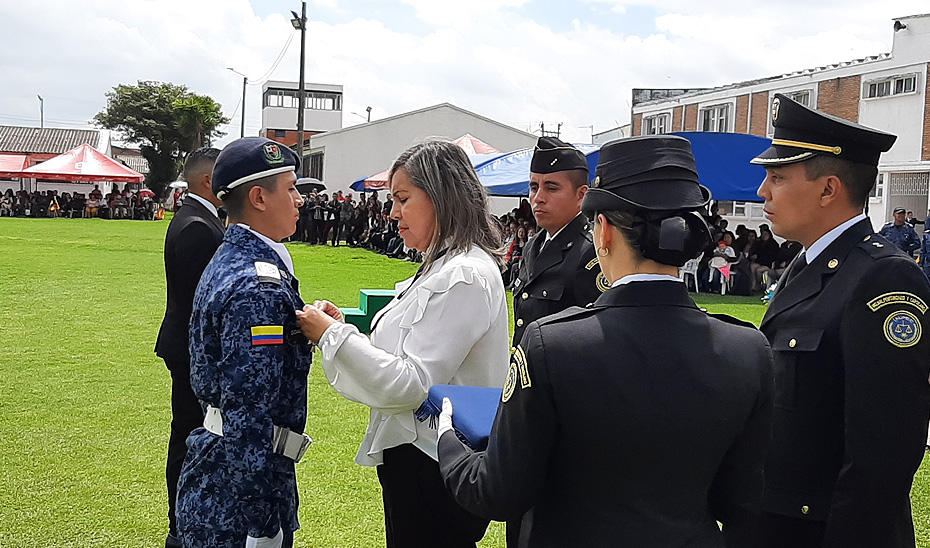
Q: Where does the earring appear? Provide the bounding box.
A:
[597,247,609,257]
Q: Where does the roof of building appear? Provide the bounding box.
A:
[0,125,101,154]
[309,102,536,141]
[634,53,893,108]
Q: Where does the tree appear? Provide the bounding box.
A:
[94,81,229,197]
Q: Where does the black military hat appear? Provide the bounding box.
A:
[582,135,711,213]
[751,93,896,167]
[530,136,588,174]
[212,137,301,199]
[894,206,907,214]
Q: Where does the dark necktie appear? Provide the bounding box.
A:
[782,252,808,287]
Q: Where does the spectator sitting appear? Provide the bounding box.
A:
[85,195,100,218]
[708,239,737,293]
[0,189,13,217]
[749,228,780,292]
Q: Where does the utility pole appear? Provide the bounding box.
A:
[291,2,308,177]
[366,106,372,122]
[37,95,44,128]
[226,68,247,138]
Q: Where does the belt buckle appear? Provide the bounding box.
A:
[294,433,313,463]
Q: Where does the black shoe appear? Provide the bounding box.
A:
[166,534,182,548]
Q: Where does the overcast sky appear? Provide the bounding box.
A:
[0,0,925,147]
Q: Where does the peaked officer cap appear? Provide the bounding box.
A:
[751,93,896,167]
[530,136,589,175]
[582,135,711,213]
[213,137,301,199]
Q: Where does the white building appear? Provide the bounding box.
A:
[261,80,343,147]
[305,103,537,195]
[630,13,930,230]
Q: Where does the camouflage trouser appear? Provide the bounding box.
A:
[177,432,298,548]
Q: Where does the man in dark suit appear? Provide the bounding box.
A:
[154,147,225,548]
[751,94,930,548]
[511,137,605,347]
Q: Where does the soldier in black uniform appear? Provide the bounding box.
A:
[511,137,605,347]
[437,135,775,548]
[750,94,930,548]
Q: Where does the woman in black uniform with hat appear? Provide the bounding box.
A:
[436,135,775,548]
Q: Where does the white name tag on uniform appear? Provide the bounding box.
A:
[255,261,281,281]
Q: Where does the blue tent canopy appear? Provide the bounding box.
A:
[671,132,771,202]
[473,144,600,197]
[472,134,771,202]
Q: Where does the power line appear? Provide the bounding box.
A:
[245,31,296,86]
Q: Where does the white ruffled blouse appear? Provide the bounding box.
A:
[318,245,510,466]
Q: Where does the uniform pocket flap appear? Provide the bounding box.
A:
[772,328,824,351]
[531,284,564,301]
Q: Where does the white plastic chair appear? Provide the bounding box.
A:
[679,252,703,293]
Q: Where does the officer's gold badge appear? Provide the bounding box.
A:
[585,257,610,292]
[884,310,921,348]
[502,363,518,403]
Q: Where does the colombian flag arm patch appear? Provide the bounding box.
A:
[251,325,284,345]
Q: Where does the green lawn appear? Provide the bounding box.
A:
[1,216,929,547]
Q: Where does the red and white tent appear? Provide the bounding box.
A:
[452,133,500,155]
[0,154,29,179]
[18,143,144,183]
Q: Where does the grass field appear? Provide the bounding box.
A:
[2,216,930,547]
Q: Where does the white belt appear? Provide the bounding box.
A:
[203,405,312,463]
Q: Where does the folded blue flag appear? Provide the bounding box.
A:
[414,385,502,451]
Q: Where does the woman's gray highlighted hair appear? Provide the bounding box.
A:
[389,140,504,269]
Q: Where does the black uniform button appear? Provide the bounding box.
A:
[542,290,548,297]
[517,319,524,327]
[521,292,529,300]
[801,505,810,515]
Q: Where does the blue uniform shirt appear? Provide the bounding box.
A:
[922,230,930,280]
[178,223,313,545]
[879,222,920,256]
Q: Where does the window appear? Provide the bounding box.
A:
[733,202,747,216]
[701,104,729,132]
[644,114,669,135]
[784,90,811,106]
[309,152,324,180]
[274,129,287,138]
[866,75,917,98]
[265,89,343,111]
[869,173,884,199]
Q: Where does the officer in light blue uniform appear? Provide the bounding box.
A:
[177,137,312,548]
[880,207,920,257]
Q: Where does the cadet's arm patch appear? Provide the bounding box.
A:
[502,345,532,403]
[867,292,928,314]
[251,325,284,345]
[883,311,921,348]
[255,261,281,284]
[585,257,610,292]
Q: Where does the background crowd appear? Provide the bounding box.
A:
[0,184,162,220]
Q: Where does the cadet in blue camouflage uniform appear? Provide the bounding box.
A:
[880,207,920,257]
[177,137,312,548]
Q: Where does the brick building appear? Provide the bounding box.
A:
[630,13,930,230]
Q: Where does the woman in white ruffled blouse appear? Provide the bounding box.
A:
[296,140,510,548]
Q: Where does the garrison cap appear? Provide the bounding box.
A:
[530,136,589,175]
[213,137,301,200]
[751,93,896,167]
[582,135,711,214]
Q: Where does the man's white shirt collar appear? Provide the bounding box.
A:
[611,273,684,287]
[237,223,295,275]
[186,193,219,219]
[804,213,867,263]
